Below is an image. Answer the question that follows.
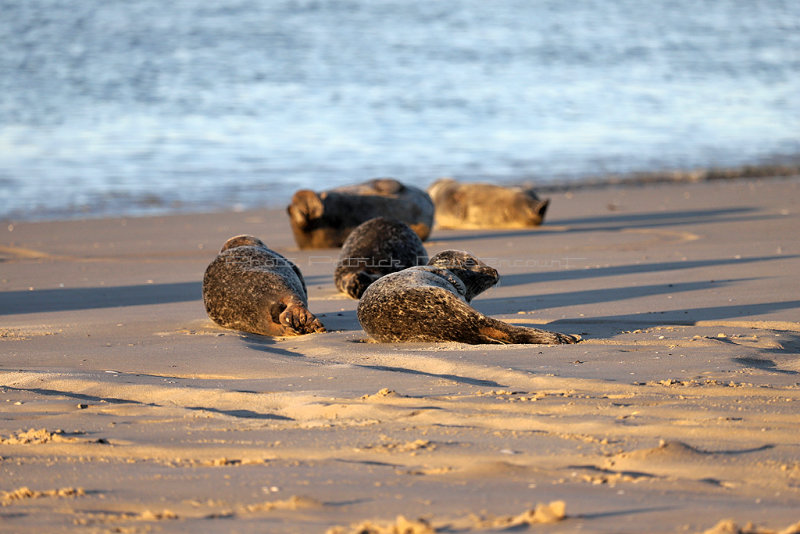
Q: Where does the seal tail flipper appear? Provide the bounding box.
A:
[475,325,513,344]
[478,317,579,345]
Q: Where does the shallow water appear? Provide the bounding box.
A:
[1,0,798,220]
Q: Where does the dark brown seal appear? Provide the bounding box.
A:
[427,178,550,229]
[334,217,429,300]
[287,178,435,249]
[357,250,578,344]
[202,235,325,336]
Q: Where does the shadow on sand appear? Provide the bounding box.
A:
[547,300,800,333]
[1,281,202,315]
[2,273,331,316]
[494,255,795,287]
[474,279,749,316]
[430,206,772,243]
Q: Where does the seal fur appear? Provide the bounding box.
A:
[357,250,578,344]
[427,178,550,229]
[287,178,434,249]
[202,235,325,336]
[334,217,428,299]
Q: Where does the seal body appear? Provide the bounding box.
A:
[287,178,435,249]
[334,217,429,300]
[427,178,550,229]
[357,250,577,344]
[203,235,325,336]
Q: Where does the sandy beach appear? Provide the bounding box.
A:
[1,177,799,533]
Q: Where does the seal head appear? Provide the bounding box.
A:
[426,249,498,302]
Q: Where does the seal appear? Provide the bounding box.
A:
[287,178,435,249]
[334,217,429,300]
[357,250,578,344]
[427,178,550,229]
[202,235,326,336]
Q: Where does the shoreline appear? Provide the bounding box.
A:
[4,158,800,224]
[2,177,800,533]
[536,160,800,193]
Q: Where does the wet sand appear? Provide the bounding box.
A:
[1,177,799,533]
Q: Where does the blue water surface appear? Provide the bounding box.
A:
[1,0,798,220]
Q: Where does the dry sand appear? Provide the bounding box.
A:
[1,177,799,533]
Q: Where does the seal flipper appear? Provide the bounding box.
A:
[278,300,326,335]
[339,270,381,300]
[475,325,514,344]
[408,222,432,242]
[477,316,579,345]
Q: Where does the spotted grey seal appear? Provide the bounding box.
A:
[334,217,429,300]
[203,235,325,336]
[287,178,435,249]
[427,178,550,229]
[357,250,578,344]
